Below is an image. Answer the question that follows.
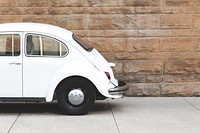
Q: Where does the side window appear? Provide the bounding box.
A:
[26,34,68,57]
[0,34,20,56]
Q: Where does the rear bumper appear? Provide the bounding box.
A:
[108,80,129,95]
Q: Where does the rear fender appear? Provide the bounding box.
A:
[45,64,113,102]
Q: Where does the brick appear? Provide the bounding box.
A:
[74,30,130,38]
[124,61,163,74]
[113,61,123,74]
[125,0,160,6]
[191,0,200,5]
[84,0,126,7]
[18,0,51,7]
[72,30,89,37]
[55,15,86,30]
[164,52,196,60]
[0,0,18,7]
[102,7,135,14]
[126,83,160,96]
[101,0,118,6]
[161,15,192,29]
[194,74,200,82]
[195,38,200,52]
[196,53,200,58]
[84,0,102,7]
[115,53,137,60]
[164,60,200,74]
[136,6,200,14]
[146,75,163,83]
[49,7,102,15]
[161,83,200,96]
[49,7,71,15]
[81,38,111,52]
[177,6,200,14]
[163,74,195,83]
[110,38,126,52]
[174,29,200,37]
[135,6,199,14]
[138,30,173,37]
[119,74,162,83]
[136,52,164,60]
[194,15,200,28]
[164,0,191,6]
[135,7,161,14]
[0,15,21,23]
[159,38,195,52]
[126,15,160,30]
[126,30,138,37]
[22,16,54,24]
[21,7,49,15]
[88,15,126,30]
[0,7,20,15]
[101,53,115,61]
[116,74,146,83]
[71,7,101,14]
[135,6,190,14]
[104,30,128,38]
[52,0,83,7]
[166,52,196,60]
[127,38,159,52]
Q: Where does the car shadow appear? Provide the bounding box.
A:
[92,100,121,113]
[0,100,121,115]
[0,102,61,114]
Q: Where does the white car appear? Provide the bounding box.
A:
[0,23,128,115]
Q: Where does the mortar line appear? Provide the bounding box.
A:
[107,99,121,133]
[7,112,21,133]
[182,98,200,111]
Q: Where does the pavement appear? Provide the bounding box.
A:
[0,97,200,133]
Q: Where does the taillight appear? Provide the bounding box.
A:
[105,72,111,80]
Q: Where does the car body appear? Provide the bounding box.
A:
[0,23,128,115]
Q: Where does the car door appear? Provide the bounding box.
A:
[23,33,68,98]
[0,33,22,97]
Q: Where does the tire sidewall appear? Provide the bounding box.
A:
[57,78,96,115]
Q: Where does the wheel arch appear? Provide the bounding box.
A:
[54,76,97,98]
[46,75,106,102]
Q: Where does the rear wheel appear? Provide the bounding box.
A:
[56,77,96,115]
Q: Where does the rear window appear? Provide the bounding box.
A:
[73,34,93,52]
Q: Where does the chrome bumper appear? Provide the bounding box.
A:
[108,80,129,95]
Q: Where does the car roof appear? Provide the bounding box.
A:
[0,22,72,38]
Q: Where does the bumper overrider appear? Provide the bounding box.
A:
[108,80,129,95]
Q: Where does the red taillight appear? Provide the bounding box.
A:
[105,72,111,80]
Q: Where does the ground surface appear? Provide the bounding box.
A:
[0,97,200,133]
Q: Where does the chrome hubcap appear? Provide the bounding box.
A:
[68,89,84,105]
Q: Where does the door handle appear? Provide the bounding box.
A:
[9,62,21,65]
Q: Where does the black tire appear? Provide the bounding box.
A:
[56,77,96,115]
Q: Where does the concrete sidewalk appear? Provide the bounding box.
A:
[0,97,200,133]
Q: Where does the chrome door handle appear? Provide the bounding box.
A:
[9,62,21,65]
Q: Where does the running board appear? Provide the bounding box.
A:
[0,98,46,102]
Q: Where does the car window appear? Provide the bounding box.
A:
[0,34,20,56]
[26,34,68,57]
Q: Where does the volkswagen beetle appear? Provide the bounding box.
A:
[0,23,128,115]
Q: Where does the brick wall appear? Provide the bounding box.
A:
[1,0,200,96]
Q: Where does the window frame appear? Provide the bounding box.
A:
[25,33,69,58]
[0,33,21,57]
